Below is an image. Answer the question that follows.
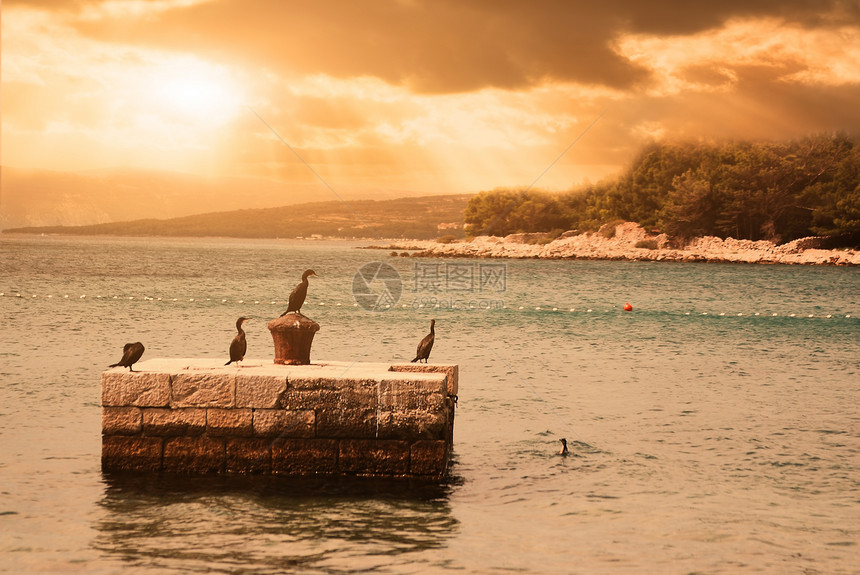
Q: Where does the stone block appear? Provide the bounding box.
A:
[377,387,446,411]
[171,372,235,408]
[163,436,225,474]
[316,407,378,438]
[207,408,253,437]
[142,408,206,436]
[380,374,446,396]
[337,384,380,408]
[272,439,338,475]
[286,375,334,391]
[102,407,142,435]
[410,440,449,477]
[278,388,333,410]
[102,436,162,472]
[390,364,458,396]
[101,372,170,407]
[252,409,315,438]
[281,382,378,410]
[339,439,410,476]
[226,438,272,474]
[289,375,379,393]
[236,374,287,408]
[376,410,447,440]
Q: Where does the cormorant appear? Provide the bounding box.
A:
[559,438,569,456]
[281,269,317,316]
[109,342,145,372]
[411,319,435,363]
[225,317,250,365]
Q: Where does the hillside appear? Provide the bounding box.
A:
[3,194,472,240]
[0,166,422,230]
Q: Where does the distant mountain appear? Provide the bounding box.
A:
[0,166,423,230]
[3,194,472,240]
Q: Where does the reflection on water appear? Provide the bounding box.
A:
[95,473,460,574]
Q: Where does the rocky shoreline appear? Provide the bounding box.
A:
[374,223,860,266]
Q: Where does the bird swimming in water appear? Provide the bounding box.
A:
[109,342,145,372]
[559,438,569,456]
[225,317,250,366]
[281,269,317,316]
[411,319,435,363]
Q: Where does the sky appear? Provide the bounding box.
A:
[3,0,860,199]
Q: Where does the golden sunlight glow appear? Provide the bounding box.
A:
[1,8,248,173]
[151,62,244,126]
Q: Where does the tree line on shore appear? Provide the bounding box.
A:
[464,133,860,246]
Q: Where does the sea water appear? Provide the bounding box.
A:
[0,235,858,574]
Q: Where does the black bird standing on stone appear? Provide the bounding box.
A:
[225,317,250,366]
[109,342,145,372]
[411,319,435,363]
[281,269,317,316]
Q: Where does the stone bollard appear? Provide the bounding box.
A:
[268,313,320,365]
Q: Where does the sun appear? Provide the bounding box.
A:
[150,59,244,126]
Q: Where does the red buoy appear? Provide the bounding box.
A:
[623,302,633,312]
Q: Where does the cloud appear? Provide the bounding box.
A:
[64,0,647,93]
[616,0,860,34]
[4,0,860,200]
[41,0,860,95]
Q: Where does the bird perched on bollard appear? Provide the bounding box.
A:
[225,317,250,366]
[109,342,145,372]
[281,269,317,316]
[411,319,435,363]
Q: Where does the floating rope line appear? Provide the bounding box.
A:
[0,292,855,319]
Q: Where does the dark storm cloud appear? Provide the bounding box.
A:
[67,0,647,92]
[51,0,857,94]
[618,0,860,34]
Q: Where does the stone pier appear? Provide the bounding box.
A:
[101,360,457,480]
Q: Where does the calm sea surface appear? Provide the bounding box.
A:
[1,235,858,574]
